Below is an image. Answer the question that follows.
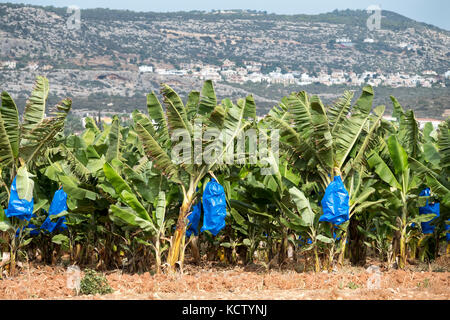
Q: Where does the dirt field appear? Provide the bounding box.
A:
[1,257,449,300]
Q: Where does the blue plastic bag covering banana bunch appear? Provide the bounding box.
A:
[417,188,440,234]
[200,179,227,236]
[298,235,312,247]
[41,188,68,233]
[186,187,202,237]
[319,176,349,226]
[186,201,202,237]
[5,177,34,221]
[15,222,40,236]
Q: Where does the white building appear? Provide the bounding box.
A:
[336,38,352,43]
[298,73,313,85]
[221,59,235,70]
[1,61,16,69]
[28,62,39,71]
[245,61,262,72]
[268,72,296,85]
[139,65,153,73]
[246,72,267,83]
[200,70,221,81]
[423,70,437,76]
[235,67,248,76]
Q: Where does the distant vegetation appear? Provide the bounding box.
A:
[5,4,444,32]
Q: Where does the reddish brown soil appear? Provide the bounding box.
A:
[0,257,449,300]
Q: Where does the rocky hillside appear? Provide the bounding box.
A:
[0,3,449,118]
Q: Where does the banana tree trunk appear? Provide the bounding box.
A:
[313,246,320,272]
[166,192,193,272]
[166,225,186,272]
[434,233,439,259]
[278,229,288,265]
[155,236,162,274]
[190,236,201,264]
[9,229,18,277]
[338,233,347,266]
[179,231,187,271]
[399,231,406,269]
[398,206,408,269]
[409,240,417,260]
[9,245,16,277]
[338,212,353,266]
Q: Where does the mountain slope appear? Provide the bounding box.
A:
[1,3,449,73]
[0,3,449,119]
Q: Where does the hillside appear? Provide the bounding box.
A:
[0,3,449,118]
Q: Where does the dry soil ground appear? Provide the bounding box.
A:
[0,256,448,300]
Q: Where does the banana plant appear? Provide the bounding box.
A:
[228,159,301,265]
[0,165,37,275]
[406,119,450,259]
[390,96,423,159]
[367,135,436,269]
[389,98,448,204]
[408,119,450,208]
[266,86,379,187]
[282,186,336,272]
[438,119,450,180]
[390,103,449,260]
[265,86,386,267]
[133,80,256,271]
[103,117,169,267]
[357,211,398,265]
[0,76,71,274]
[108,182,170,274]
[43,117,121,266]
[336,169,385,265]
[0,76,71,183]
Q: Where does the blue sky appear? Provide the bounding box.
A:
[5,0,450,30]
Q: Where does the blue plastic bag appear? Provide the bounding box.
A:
[5,177,34,221]
[418,188,440,234]
[186,201,202,237]
[16,223,40,237]
[200,179,227,236]
[41,189,68,233]
[333,231,341,241]
[298,235,312,247]
[319,176,349,226]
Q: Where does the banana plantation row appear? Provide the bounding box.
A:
[0,76,448,276]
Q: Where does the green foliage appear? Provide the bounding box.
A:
[80,269,113,295]
[0,77,448,274]
[347,281,360,289]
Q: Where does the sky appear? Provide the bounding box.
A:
[5,0,450,30]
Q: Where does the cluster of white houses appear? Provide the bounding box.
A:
[139,60,448,88]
